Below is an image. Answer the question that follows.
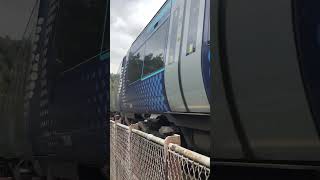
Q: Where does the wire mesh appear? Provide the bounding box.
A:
[130,131,166,180]
[110,121,116,180]
[110,121,211,180]
[113,123,131,180]
[167,145,210,180]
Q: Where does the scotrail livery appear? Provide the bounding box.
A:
[115,0,211,154]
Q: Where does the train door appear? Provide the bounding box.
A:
[180,0,209,112]
[164,0,187,112]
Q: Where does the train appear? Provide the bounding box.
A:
[211,0,320,172]
[114,0,211,155]
[1,0,109,179]
[115,0,320,171]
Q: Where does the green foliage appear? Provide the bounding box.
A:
[127,52,143,82]
[143,53,164,74]
[0,36,32,95]
[0,36,32,157]
[110,73,120,112]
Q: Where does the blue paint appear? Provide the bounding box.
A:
[99,52,109,61]
[121,71,170,113]
[201,0,211,100]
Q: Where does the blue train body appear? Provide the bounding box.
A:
[117,0,211,115]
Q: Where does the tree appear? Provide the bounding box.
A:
[0,36,32,95]
[110,73,120,112]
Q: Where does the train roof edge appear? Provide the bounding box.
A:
[128,0,171,53]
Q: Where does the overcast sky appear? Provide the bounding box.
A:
[110,0,166,74]
[0,0,36,39]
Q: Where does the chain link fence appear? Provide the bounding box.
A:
[110,120,211,180]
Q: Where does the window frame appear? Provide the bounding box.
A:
[185,0,201,56]
[167,4,182,65]
[142,19,170,78]
[127,44,145,85]
[127,16,170,85]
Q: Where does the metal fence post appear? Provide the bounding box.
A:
[164,134,181,180]
[129,123,139,131]
[168,144,211,179]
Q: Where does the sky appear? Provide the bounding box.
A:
[110,0,166,74]
[0,0,37,39]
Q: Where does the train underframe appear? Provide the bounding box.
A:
[114,112,211,156]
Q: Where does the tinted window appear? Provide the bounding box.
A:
[127,45,144,83]
[186,0,200,56]
[168,7,181,64]
[143,20,169,76]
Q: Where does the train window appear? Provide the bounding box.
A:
[127,45,145,83]
[167,6,181,65]
[186,1,200,56]
[143,20,169,76]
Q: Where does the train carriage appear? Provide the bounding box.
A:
[23,0,109,178]
[212,0,320,170]
[115,0,211,154]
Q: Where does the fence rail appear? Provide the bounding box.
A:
[110,120,210,180]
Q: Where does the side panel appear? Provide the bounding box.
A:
[216,0,320,161]
[49,57,108,165]
[180,0,209,112]
[202,0,211,101]
[121,71,170,113]
[164,0,187,112]
[119,2,172,114]
[119,51,170,113]
[26,0,109,166]
[211,0,244,160]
